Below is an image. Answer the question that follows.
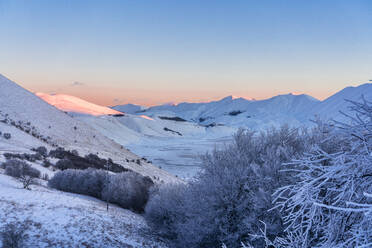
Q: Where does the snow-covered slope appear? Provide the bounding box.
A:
[309,83,372,122]
[0,74,177,183]
[36,92,123,116]
[112,103,146,114]
[0,173,167,248]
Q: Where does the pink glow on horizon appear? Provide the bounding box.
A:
[37,89,333,108]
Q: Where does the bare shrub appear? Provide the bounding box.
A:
[0,221,29,248]
[3,133,11,140]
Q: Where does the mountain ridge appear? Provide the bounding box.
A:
[0,74,177,183]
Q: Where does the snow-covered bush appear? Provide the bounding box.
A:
[102,172,154,213]
[49,147,65,159]
[49,169,153,213]
[272,97,372,247]
[32,146,47,157]
[146,125,314,247]
[145,183,187,240]
[3,159,41,189]
[42,159,52,168]
[55,158,74,170]
[3,152,42,162]
[48,168,107,198]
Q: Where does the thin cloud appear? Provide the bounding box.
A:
[70,81,85,87]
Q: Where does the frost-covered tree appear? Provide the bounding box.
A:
[272,97,372,247]
[55,158,73,170]
[49,169,153,213]
[146,125,315,247]
[145,183,188,240]
[102,171,153,213]
[33,146,47,157]
[48,168,107,198]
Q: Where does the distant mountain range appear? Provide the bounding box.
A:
[18,74,372,178]
[112,83,372,129]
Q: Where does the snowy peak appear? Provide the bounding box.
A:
[36,93,123,116]
[112,103,146,114]
[309,83,372,120]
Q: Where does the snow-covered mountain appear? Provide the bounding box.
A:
[117,83,372,129]
[0,74,177,183]
[308,83,372,122]
[128,93,321,129]
[36,93,123,116]
[31,78,372,178]
[112,103,146,114]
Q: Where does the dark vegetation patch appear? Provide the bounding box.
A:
[198,116,214,123]
[163,127,182,136]
[4,152,43,162]
[159,116,187,122]
[201,123,224,128]
[49,147,130,173]
[228,110,244,116]
[3,132,11,139]
[110,114,125,117]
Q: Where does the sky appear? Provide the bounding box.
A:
[0,0,371,106]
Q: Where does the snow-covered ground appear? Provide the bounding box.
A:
[74,114,235,178]
[126,135,232,179]
[0,173,167,248]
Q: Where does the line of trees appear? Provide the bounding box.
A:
[48,169,153,213]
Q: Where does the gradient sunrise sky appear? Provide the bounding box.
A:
[1,0,371,106]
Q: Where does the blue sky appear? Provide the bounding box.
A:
[0,0,371,106]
